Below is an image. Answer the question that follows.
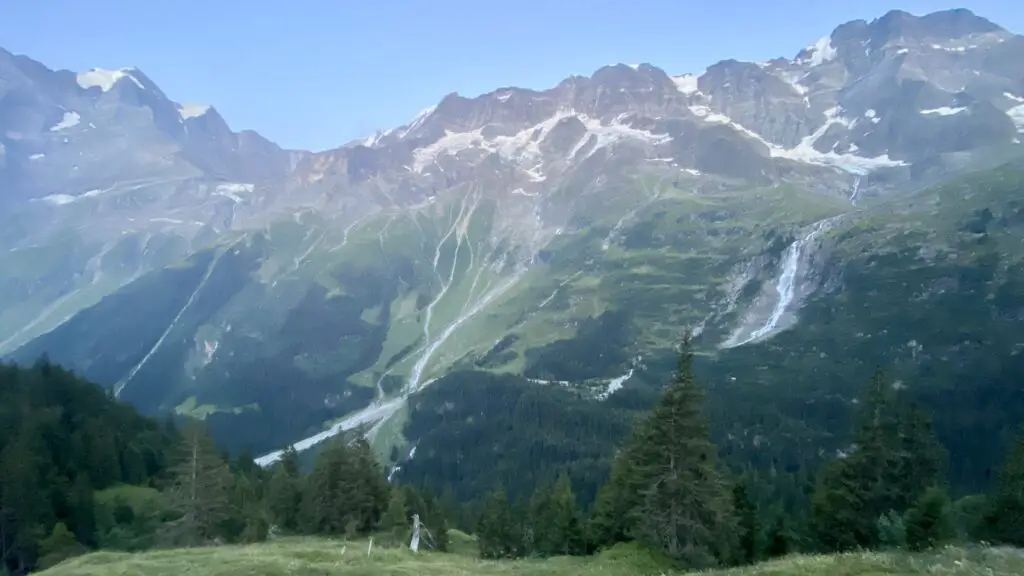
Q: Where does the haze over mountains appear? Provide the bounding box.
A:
[2,8,1023,475]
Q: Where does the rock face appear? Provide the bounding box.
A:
[1,9,1023,458]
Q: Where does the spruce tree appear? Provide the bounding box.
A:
[587,453,635,549]
[380,489,410,547]
[266,462,301,532]
[279,445,301,478]
[419,487,450,552]
[0,431,53,571]
[301,437,352,535]
[347,438,390,533]
[765,515,793,558]
[540,475,584,557]
[982,427,1024,545]
[904,486,955,551]
[732,479,760,564]
[811,370,944,551]
[36,522,85,570]
[508,495,532,558]
[300,436,389,538]
[164,422,233,546]
[68,473,96,546]
[608,333,735,567]
[476,487,514,559]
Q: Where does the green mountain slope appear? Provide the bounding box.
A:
[9,158,1024,488]
[398,161,1024,500]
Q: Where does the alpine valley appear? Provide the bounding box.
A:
[3,8,1024,501]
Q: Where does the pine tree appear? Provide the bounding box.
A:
[765,515,793,558]
[300,438,352,535]
[507,496,531,559]
[904,487,955,551]
[526,481,553,556]
[36,522,85,570]
[347,438,390,533]
[380,489,410,547]
[811,370,944,551]
[68,473,96,546]
[587,452,636,549]
[546,475,584,556]
[476,487,514,559]
[604,333,735,567]
[0,431,53,572]
[300,436,389,538]
[732,479,760,564]
[982,427,1024,545]
[279,445,301,478]
[266,463,301,532]
[164,422,233,546]
[419,487,450,552]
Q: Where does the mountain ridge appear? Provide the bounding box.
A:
[2,7,1023,476]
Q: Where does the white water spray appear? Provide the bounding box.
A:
[726,216,839,348]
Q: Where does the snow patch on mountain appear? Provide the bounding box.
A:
[178,103,211,120]
[413,110,670,174]
[76,68,144,92]
[672,73,700,95]
[921,106,967,116]
[777,71,810,97]
[38,187,111,206]
[49,111,81,131]
[214,183,255,202]
[691,104,904,174]
[569,114,672,160]
[1008,104,1024,132]
[799,36,838,67]
[396,106,437,139]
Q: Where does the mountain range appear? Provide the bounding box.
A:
[2,8,1023,485]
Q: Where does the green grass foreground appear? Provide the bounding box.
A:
[39,537,1024,576]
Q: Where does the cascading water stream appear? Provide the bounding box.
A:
[727,216,838,348]
[849,176,862,206]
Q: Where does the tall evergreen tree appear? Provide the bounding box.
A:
[904,486,955,551]
[36,522,85,570]
[593,333,735,568]
[732,478,760,565]
[546,475,584,557]
[982,427,1024,545]
[811,370,944,551]
[346,439,390,534]
[587,451,636,549]
[301,438,353,536]
[266,462,301,532]
[68,474,96,547]
[300,436,389,538]
[0,432,51,573]
[279,446,301,479]
[380,488,410,547]
[164,422,233,546]
[476,487,515,559]
[418,487,450,552]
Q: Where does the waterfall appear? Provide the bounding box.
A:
[725,216,839,348]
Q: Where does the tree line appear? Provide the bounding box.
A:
[0,358,448,574]
[6,335,1024,573]
[465,334,1024,569]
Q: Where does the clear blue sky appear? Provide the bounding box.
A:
[2,1,1020,151]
